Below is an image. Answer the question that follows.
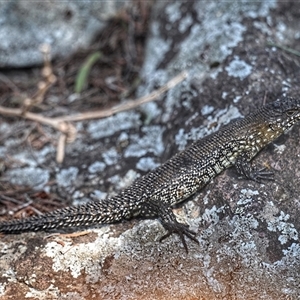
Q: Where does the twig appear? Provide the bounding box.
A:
[0,195,34,215]
[0,106,65,130]
[1,195,24,205]
[57,132,67,164]
[267,42,300,57]
[0,70,188,124]
[53,70,188,122]
[0,70,188,162]
[22,44,57,113]
[0,73,21,95]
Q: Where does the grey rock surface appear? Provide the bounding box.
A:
[1,0,300,299]
[0,0,129,68]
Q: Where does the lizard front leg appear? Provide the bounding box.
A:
[235,153,274,182]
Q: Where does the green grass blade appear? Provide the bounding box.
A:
[75,52,102,94]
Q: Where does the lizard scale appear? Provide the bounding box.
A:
[1,96,300,252]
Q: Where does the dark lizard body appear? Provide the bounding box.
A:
[1,96,300,251]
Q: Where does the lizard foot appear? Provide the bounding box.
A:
[160,221,199,253]
[235,155,274,183]
[248,167,274,183]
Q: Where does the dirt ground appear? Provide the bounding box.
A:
[0,1,152,221]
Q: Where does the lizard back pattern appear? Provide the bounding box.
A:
[1,96,300,251]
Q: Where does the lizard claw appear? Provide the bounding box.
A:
[160,221,199,253]
[235,155,275,183]
[249,167,274,183]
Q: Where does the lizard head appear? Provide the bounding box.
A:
[267,97,300,133]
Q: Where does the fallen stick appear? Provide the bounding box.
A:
[0,70,188,162]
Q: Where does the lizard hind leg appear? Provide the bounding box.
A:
[140,200,199,253]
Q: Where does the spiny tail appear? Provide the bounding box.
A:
[0,199,134,234]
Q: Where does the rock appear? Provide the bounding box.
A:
[1,0,300,299]
[0,0,129,68]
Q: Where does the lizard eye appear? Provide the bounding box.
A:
[286,109,297,116]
